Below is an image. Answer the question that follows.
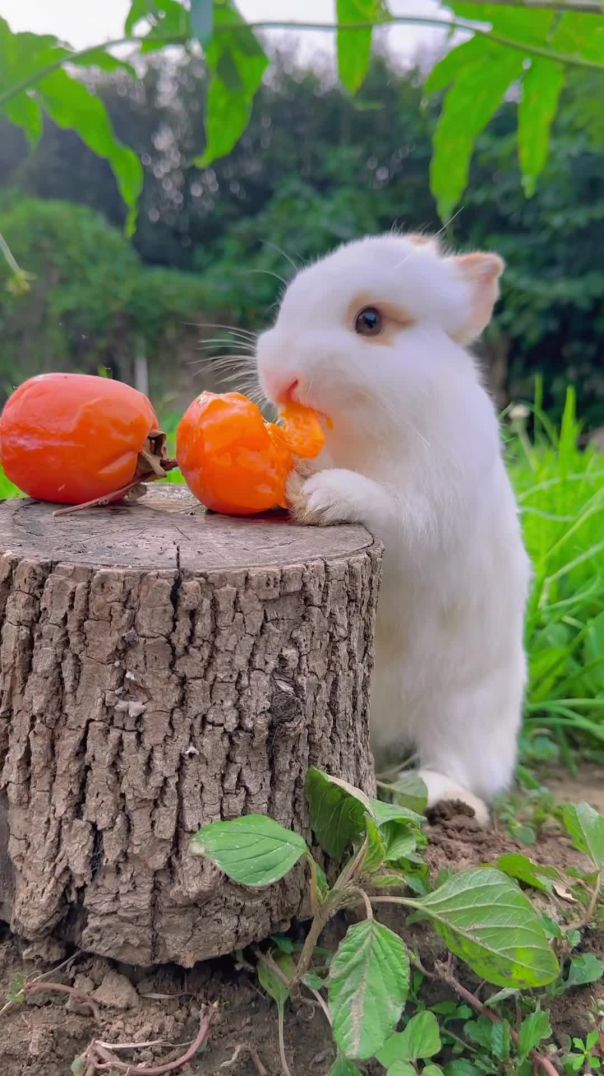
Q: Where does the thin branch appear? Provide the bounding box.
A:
[25,981,100,1020]
[414,955,560,1076]
[84,1006,215,1075]
[1,7,604,111]
[277,1004,294,1076]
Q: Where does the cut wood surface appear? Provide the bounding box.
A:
[0,486,381,966]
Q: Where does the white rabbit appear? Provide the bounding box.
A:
[255,232,531,824]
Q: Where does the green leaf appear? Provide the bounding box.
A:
[386,1064,416,1076]
[410,869,559,988]
[423,37,486,95]
[328,919,410,1060]
[329,1059,363,1076]
[518,60,565,197]
[71,48,137,76]
[386,772,428,815]
[125,0,157,34]
[3,93,43,145]
[364,816,387,872]
[384,830,418,864]
[377,1011,442,1065]
[140,0,192,51]
[257,960,289,1008]
[430,44,524,219]
[562,802,604,866]
[336,0,386,96]
[306,769,371,858]
[196,1,268,167]
[444,1063,481,1076]
[35,70,143,235]
[191,0,213,44]
[518,1010,552,1061]
[190,814,308,885]
[424,1067,445,1076]
[496,853,561,894]
[563,953,604,990]
[371,800,425,828]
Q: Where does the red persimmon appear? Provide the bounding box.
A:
[0,373,166,506]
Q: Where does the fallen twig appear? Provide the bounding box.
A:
[82,1004,216,1075]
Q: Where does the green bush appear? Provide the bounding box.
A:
[0,195,210,398]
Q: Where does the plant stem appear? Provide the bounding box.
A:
[1,7,604,111]
[278,1004,293,1076]
[569,868,602,931]
[0,232,24,276]
[417,957,560,1076]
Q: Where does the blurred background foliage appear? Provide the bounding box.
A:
[1,53,603,425]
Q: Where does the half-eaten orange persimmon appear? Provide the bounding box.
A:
[176,391,326,516]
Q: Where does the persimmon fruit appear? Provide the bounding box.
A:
[0,373,172,506]
[176,391,325,516]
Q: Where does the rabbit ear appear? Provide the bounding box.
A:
[449,252,505,343]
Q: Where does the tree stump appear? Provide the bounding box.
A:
[0,486,381,966]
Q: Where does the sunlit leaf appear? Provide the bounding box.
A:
[4,93,43,144]
[496,853,561,894]
[562,801,604,866]
[411,868,559,987]
[196,0,268,167]
[329,1059,363,1076]
[430,44,524,219]
[306,768,371,858]
[328,920,410,1060]
[561,952,604,991]
[190,814,309,885]
[36,70,143,234]
[518,1010,551,1061]
[71,48,137,76]
[386,772,428,815]
[377,1011,441,1065]
[336,0,387,95]
[519,60,565,197]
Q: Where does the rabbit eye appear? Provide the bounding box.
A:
[355,307,382,336]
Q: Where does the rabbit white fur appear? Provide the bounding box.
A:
[256,233,531,824]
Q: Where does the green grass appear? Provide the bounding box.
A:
[1,390,602,759]
[506,385,604,762]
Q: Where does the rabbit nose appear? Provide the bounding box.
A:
[263,373,300,404]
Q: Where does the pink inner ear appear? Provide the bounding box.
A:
[453,252,505,343]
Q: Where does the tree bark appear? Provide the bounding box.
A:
[0,486,381,966]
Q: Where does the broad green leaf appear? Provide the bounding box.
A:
[377,1011,441,1065]
[328,920,410,1060]
[386,1064,415,1076]
[257,959,290,1007]
[196,1,268,167]
[125,0,158,34]
[518,1010,551,1061]
[410,869,559,988]
[384,830,418,864]
[371,800,425,828]
[423,37,485,95]
[190,814,308,885]
[424,1067,445,1076]
[306,769,371,858]
[562,801,604,866]
[445,1063,481,1076]
[4,93,43,145]
[563,953,604,990]
[549,11,604,66]
[496,853,561,894]
[140,0,192,52]
[35,70,143,235]
[518,60,565,197]
[387,772,428,815]
[71,48,136,76]
[191,0,214,44]
[450,3,554,44]
[430,45,524,219]
[329,1059,363,1076]
[336,0,386,96]
[364,816,387,872]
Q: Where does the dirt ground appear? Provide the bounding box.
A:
[0,771,602,1076]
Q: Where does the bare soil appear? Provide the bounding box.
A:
[0,771,602,1076]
